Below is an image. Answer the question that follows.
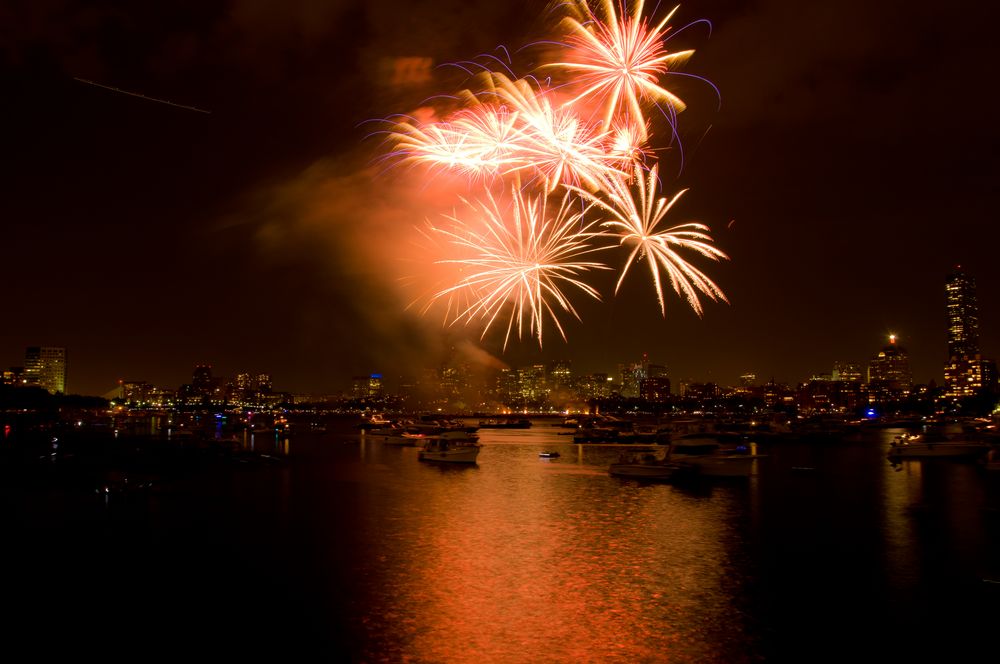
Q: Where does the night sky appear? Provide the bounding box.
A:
[3,0,999,396]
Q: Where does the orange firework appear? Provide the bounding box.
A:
[569,163,728,316]
[476,74,625,192]
[546,0,693,141]
[424,187,608,349]
[380,2,727,346]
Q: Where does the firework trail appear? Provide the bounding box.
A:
[382,1,726,347]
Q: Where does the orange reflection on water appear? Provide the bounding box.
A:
[355,443,755,662]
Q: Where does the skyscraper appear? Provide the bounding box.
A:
[868,335,911,399]
[23,346,66,394]
[944,267,996,400]
[946,267,979,358]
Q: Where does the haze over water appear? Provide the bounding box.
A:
[4,421,999,662]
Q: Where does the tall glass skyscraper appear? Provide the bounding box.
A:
[945,267,979,359]
[944,267,996,400]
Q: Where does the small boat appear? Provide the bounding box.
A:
[478,418,531,429]
[887,434,990,460]
[538,451,560,458]
[667,433,766,478]
[609,452,678,480]
[418,431,481,464]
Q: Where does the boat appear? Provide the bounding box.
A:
[360,420,422,445]
[417,431,481,464]
[357,413,391,430]
[478,418,532,429]
[979,448,1000,471]
[382,432,424,446]
[538,451,560,458]
[887,434,990,460]
[608,451,678,480]
[666,433,765,478]
[410,416,479,436]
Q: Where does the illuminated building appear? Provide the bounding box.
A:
[944,358,996,399]
[943,267,997,399]
[576,373,611,400]
[518,365,548,406]
[946,267,978,359]
[618,362,644,398]
[121,381,153,405]
[192,365,214,396]
[832,362,863,382]
[352,374,384,400]
[647,363,667,379]
[547,361,573,390]
[639,377,671,402]
[2,367,24,386]
[24,346,66,394]
[868,335,912,402]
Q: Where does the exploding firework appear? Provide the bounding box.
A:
[569,163,728,316]
[423,188,608,349]
[544,0,694,141]
[476,74,624,192]
[380,2,726,347]
[388,74,625,192]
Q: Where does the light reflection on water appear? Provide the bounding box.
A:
[351,425,759,663]
[8,420,998,661]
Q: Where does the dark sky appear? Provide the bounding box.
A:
[2,0,999,396]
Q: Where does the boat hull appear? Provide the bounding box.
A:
[887,442,989,460]
[673,455,760,477]
[418,446,481,464]
[609,463,677,480]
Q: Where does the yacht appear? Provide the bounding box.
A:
[666,433,765,477]
[608,451,678,480]
[417,431,481,464]
[887,434,990,460]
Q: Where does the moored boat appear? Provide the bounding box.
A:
[887,434,990,460]
[667,433,765,478]
[478,418,532,429]
[608,460,678,480]
[417,431,481,464]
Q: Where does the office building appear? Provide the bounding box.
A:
[23,346,66,394]
[944,267,997,399]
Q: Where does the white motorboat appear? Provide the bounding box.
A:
[417,431,481,464]
[667,434,765,478]
[887,434,990,460]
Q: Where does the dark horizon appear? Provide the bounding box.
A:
[3,0,1000,396]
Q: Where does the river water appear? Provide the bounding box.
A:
[3,421,999,662]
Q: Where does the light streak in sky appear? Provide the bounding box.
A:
[381,2,725,347]
[73,77,211,114]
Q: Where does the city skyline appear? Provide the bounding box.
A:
[2,0,999,396]
[0,310,981,398]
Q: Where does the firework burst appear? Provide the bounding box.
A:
[379,3,726,347]
[477,74,625,192]
[425,188,608,349]
[569,163,728,316]
[546,0,693,141]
